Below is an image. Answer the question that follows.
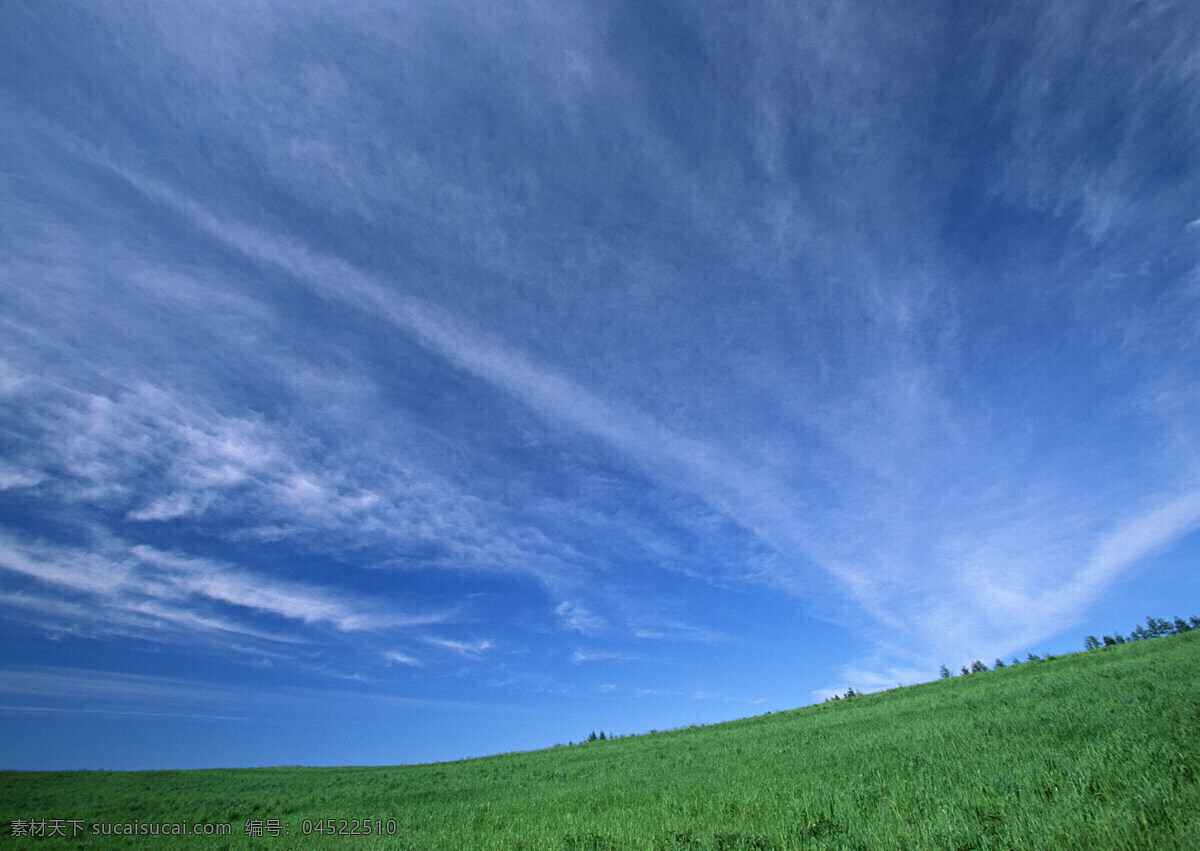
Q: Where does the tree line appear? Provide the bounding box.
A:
[1083,615,1200,650]
[938,614,1200,680]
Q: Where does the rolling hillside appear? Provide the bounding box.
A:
[3,630,1198,849]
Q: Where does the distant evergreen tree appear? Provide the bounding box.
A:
[939,664,951,679]
[1011,657,1020,666]
[587,731,598,742]
[1085,635,1101,651]
[1026,653,1041,662]
[599,731,606,740]
[1103,635,1117,647]
[1114,633,1126,644]
[1174,617,1191,633]
[1129,625,1150,641]
[1146,617,1171,638]
[993,658,1005,668]
[970,660,988,673]
[961,665,970,676]
[1190,615,1200,629]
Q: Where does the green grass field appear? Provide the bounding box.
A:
[3,630,1198,849]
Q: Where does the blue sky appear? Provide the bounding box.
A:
[2,0,1199,770]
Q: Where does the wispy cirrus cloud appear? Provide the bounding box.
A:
[570,650,635,664]
[0,530,450,660]
[0,354,579,577]
[382,651,421,667]
[555,601,604,636]
[69,149,1200,681]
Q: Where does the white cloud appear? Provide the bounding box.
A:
[0,355,569,577]
[382,651,420,666]
[128,545,391,632]
[631,622,726,644]
[1071,487,1200,603]
[555,601,604,635]
[570,650,634,664]
[0,462,42,491]
[419,636,494,659]
[0,531,448,655]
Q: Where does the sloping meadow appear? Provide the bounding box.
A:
[3,631,1199,849]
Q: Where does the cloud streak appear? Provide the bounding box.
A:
[0,530,451,664]
[64,113,1200,681]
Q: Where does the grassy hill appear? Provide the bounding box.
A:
[3,630,1199,849]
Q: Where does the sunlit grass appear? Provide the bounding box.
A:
[3,631,1198,848]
